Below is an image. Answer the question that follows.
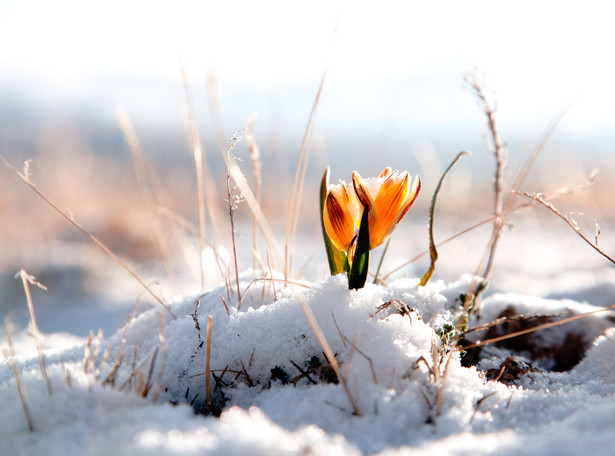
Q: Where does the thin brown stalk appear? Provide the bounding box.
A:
[84,332,93,374]
[141,347,159,398]
[337,327,378,385]
[205,315,213,406]
[295,292,362,416]
[247,114,262,271]
[17,269,51,395]
[116,109,177,283]
[102,299,141,384]
[517,191,615,264]
[227,152,285,270]
[181,65,207,288]
[464,302,615,349]
[3,316,34,432]
[0,155,175,318]
[465,310,569,334]
[89,329,104,374]
[206,69,229,157]
[435,351,453,417]
[285,69,327,280]
[225,131,244,308]
[419,151,471,286]
[463,73,570,315]
[240,277,310,298]
[152,312,168,402]
[465,72,506,281]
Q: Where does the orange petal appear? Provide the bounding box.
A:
[396,175,421,221]
[324,191,356,252]
[352,171,372,209]
[379,167,393,178]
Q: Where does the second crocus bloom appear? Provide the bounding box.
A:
[352,167,421,250]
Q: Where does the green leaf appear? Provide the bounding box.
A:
[320,167,349,275]
[348,205,370,290]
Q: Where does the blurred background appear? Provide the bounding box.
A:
[1,0,614,340]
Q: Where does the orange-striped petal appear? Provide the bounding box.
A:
[323,183,360,252]
[351,168,421,249]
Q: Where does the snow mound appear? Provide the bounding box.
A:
[1,271,614,455]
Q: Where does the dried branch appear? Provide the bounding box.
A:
[16,269,51,395]
[0,155,175,318]
[225,131,245,308]
[517,191,615,265]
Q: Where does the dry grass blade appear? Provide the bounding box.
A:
[3,316,34,432]
[336,325,378,385]
[116,109,177,283]
[435,352,453,417]
[247,114,262,270]
[285,69,328,280]
[102,300,141,385]
[0,155,175,318]
[240,277,310,298]
[419,151,471,286]
[465,72,506,283]
[518,191,615,265]
[181,64,207,288]
[227,153,285,270]
[151,312,168,402]
[464,302,615,349]
[206,69,229,157]
[464,72,570,314]
[225,131,244,307]
[205,315,213,406]
[16,269,51,395]
[295,293,362,416]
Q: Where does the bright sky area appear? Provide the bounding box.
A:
[0,0,614,157]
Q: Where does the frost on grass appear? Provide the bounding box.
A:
[1,271,615,456]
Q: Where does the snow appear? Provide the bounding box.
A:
[2,220,615,456]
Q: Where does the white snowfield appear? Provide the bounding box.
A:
[2,254,615,456]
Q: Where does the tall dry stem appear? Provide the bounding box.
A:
[3,316,34,432]
[17,269,52,395]
[465,72,506,282]
[225,131,244,307]
[285,70,327,280]
[116,109,177,283]
[205,315,213,406]
[247,114,262,270]
[181,64,208,288]
[0,155,175,318]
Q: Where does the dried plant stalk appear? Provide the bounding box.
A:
[225,131,244,307]
[151,312,168,402]
[465,72,506,283]
[419,151,471,286]
[0,155,175,318]
[181,64,207,288]
[116,109,177,283]
[247,114,262,270]
[17,269,51,395]
[3,316,34,432]
[518,191,615,264]
[464,301,615,349]
[205,315,213,406]
[227,154,285,270]
[285,70,327,279]
[295,293,362,416]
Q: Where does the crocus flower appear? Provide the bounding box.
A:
[323,181,361,253]
[352,167,421,249]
